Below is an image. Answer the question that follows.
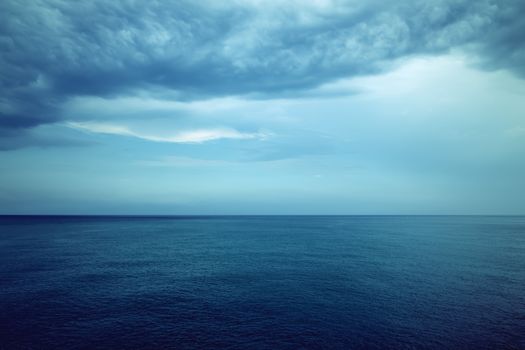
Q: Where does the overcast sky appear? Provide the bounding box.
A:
[1,0,524,214]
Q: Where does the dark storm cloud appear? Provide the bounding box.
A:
[1,0,524,139]
[473,0,525,75]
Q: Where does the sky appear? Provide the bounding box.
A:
[1,0,524,215]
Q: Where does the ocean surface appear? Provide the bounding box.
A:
[0,215,524,349]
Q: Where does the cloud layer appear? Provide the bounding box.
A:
[1,0,525,140]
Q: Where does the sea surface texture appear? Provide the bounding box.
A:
[0,216,524,349]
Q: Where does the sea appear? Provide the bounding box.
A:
[0,215,524,349]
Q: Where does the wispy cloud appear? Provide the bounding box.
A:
[137,156,232,168]
[66,121,269,144]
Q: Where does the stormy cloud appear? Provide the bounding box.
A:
[1,0,525,139]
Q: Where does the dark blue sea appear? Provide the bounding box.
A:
[1,216,524,349]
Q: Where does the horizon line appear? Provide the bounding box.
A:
[1,214,524,217]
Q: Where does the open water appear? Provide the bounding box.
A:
[1,215,524,349]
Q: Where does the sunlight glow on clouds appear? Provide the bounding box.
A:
[66,122,270,144]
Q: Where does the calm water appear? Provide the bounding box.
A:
[0,216,524,349]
